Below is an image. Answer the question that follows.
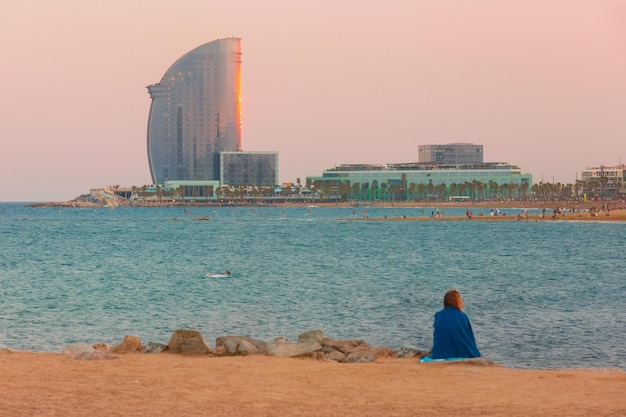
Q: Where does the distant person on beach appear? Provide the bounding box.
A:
[430,289,481,360]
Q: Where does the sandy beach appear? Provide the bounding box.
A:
[354,207,626,222]
[1,351,625,417]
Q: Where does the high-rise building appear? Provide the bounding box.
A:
[146,38,242,184]
[418,143,483,164]
[220,151,279,186]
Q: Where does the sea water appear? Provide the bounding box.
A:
[1,202,624,370]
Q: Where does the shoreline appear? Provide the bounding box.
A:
[1,351,625,416]
[344,208,626,222]
[27,198,624,210]
[26,200,626,222]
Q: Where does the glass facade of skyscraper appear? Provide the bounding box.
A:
[220,152,278,186]
[147,38,242,184]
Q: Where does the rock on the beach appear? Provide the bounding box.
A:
[267,337,322,358]
[324,350,345,362]
[215,336,268,355]
[298,330,324,344]
[168,329,210,355]
[143,342,168,354]
[0,346,13,354]
[110,335,142,354]
[61,343,119,360]
[321,337,368,354]
[395,347,427,359]
[344,347,395,363]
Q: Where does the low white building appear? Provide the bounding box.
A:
[580,164,626,197]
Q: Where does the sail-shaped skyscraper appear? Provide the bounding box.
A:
[146,38,242,184]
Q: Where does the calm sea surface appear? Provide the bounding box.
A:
[1,202,624,370]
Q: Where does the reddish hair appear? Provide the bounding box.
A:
[443,289,463,310]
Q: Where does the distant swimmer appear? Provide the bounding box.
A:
[206,270,232,278]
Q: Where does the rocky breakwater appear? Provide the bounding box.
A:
[58,329,429,362]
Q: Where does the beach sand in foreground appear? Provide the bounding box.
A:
[1,352,625,417]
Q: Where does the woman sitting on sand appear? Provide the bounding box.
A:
[430,289,481,360]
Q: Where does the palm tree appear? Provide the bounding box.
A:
[468,180,477,200]
[401,173,408,201]
[351,182,361,201]
[458,182,467,198]
[449,182,457,198]
[436,183,447,201]
[408,182,417,201]
[371,180,379,201]
[381,183,389,202]
[520,182,529,200]
[169,187,179,201]
[476,181,486,201]
[498,184,507,201]
[599,175,609,198]
[508,182,516,200]
[488,181,499,200]
[417,184,426,201]
[426,182,435,201]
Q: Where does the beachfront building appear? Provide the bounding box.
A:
[306,162,532,202]
[580,164,626,198]
[163,180,220,201]
[220,151,278,186]
[418,143,483,165]
[146,38,243,184]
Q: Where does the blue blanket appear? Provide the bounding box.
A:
[430,306,481,360]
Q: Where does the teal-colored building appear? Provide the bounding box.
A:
[164,180,220,201]
[306,162,532,202]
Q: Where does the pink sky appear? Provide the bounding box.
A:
[1,0,625,201]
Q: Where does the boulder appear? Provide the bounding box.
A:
[168,329,210,355]
[110,335,142,354]
[298,330,324,344]
[92,343,109,352]
[215,336,267,355]
[321,338,368,354]
[143,342,168,354]
[324,350,346,362]
[395,347,425,358]
[344,349,376,363]
[267,338,322,358]
[0,346,12,354]
[343,346,394,363]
